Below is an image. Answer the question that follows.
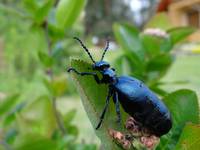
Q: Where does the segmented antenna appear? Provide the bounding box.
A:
[73,37,96,63]
[101,38,109,61]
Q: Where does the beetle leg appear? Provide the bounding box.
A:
[113,92,122,125]
[67,67,96,75]
[67,67,101,84]
[96,88,113,129]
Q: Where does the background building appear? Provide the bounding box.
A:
[158,0,200,41]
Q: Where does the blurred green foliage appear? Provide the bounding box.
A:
[175,123,200,149]
[157,90,199,150]
[0,0,97,150]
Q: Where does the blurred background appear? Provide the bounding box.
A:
[0,0,200,149]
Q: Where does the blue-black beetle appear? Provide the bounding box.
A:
[68,37,172,137]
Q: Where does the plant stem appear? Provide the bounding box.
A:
[44,21,67,136]
[52,96,67,134]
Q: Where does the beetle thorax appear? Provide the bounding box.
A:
[101,68,117,84]
[93,61,117,84]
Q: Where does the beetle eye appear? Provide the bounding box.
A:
[99,64,109,70]
[104,64,110,68]
[111,68,115,71]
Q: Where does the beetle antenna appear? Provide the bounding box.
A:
[73,37,96,63]
[101,38,109,61]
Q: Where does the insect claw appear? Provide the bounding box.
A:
[95,121,100,129]
[67,67,73,72]
[95,124,100,130]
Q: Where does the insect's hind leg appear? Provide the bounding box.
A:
[67,67,101,84]
[113,92,122,125]
[96,88,113,129]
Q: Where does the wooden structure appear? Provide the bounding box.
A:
[169,0,200,41]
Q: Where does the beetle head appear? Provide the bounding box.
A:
[92,61,110,71]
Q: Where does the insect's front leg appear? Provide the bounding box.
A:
[67,67,101,84]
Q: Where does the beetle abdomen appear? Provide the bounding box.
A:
[113,76,172,136]
[144,107,172,136]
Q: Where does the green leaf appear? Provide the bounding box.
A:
[140,34,172,56]
[23,0,54,24]
[167,27,196,45]
[67,125,79,137]
[70,59,125,150]
[165,90,199,126]
[51,76,68,97]
[3,102,26,126]
[38,51,54,67]
[0,94,20,115]
[149,86,168,97]
[113,23,146,78]
[56,0,86,30]
[63,109,78,136]
[140,34,161,57]
[23,0,38,14]
[114,54,144,79]
[42,76,68,97]
[17,95,57,137]
[48,9,65,39]
[52,41,65,56]
[57,135,76,149]
[157,90,199,150]
[175,123,200,150]
[146,54,173,83]
[42,77,53,94]
[146,54,173,72]
[113,23,145,61]
[74,144,97,150]
[14,134,58,150]
[34,0,54,24]
[5,128,18,144]
[64,109,76,125]
[160,37,173,52]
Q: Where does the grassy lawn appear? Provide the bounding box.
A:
[58,54,200,145]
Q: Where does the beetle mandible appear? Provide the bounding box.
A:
[68,37,172,137]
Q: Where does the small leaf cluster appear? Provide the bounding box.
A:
[113,23,195,96]
[69,24,199,150]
